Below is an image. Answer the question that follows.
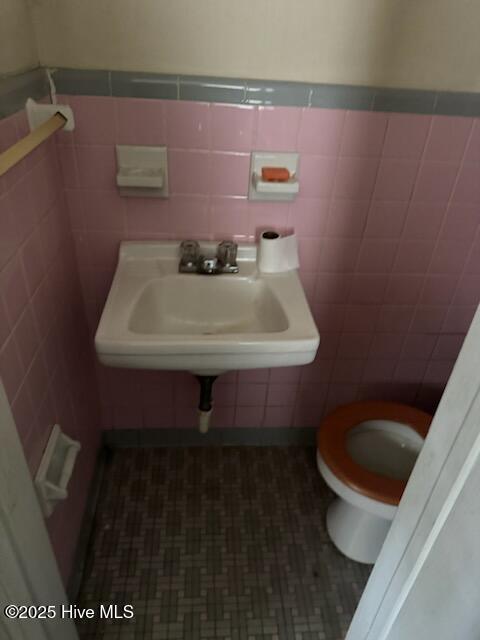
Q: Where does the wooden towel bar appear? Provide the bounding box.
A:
[0,112,67,178]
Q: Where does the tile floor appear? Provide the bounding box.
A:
[76,447,370,639]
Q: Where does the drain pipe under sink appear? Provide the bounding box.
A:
[196,375,217,433]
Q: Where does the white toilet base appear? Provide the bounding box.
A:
[326,497,393,564]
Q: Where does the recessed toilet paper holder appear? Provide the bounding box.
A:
[34,424,81,517]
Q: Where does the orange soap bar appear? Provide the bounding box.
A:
[261,167,290,182]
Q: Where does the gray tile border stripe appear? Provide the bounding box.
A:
[436,91,480,117]
[245,79,312,107]
[46,68,480,116]
[372,87,438,114]
[111,70,179,100]
[0,68,50,118]
[104,427,317,448]
[310,83,376,110]
[50,67,111,96]
[2,67,480,119]
[180,75,245,104]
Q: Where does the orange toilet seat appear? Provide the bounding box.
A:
[317,401,432,506]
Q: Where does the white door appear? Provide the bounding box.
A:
[347,305,480,640]
[0,383,78,640]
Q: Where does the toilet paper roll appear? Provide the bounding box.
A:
[258,230,300,273]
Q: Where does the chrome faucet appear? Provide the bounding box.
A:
[179,240,239,275]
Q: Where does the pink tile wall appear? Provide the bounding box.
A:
[57,95,480,428]
[0,111,101,583]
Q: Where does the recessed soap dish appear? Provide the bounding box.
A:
[249,152,299,201]
[34,424,81,518]
[116,145,169,198]
[117,166,164,189]
[253,172,299,196]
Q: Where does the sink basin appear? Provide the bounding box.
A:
[129,277,288,335]
[95,241,319,374]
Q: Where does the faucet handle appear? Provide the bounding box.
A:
[180,239,200,261]
[179,240,200,272]
[217,240,238,267]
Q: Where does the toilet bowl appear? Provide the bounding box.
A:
[317,401,431,564]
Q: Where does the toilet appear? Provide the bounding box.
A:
[317,401,431,564]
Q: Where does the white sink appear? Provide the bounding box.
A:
[95,241,319,375]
